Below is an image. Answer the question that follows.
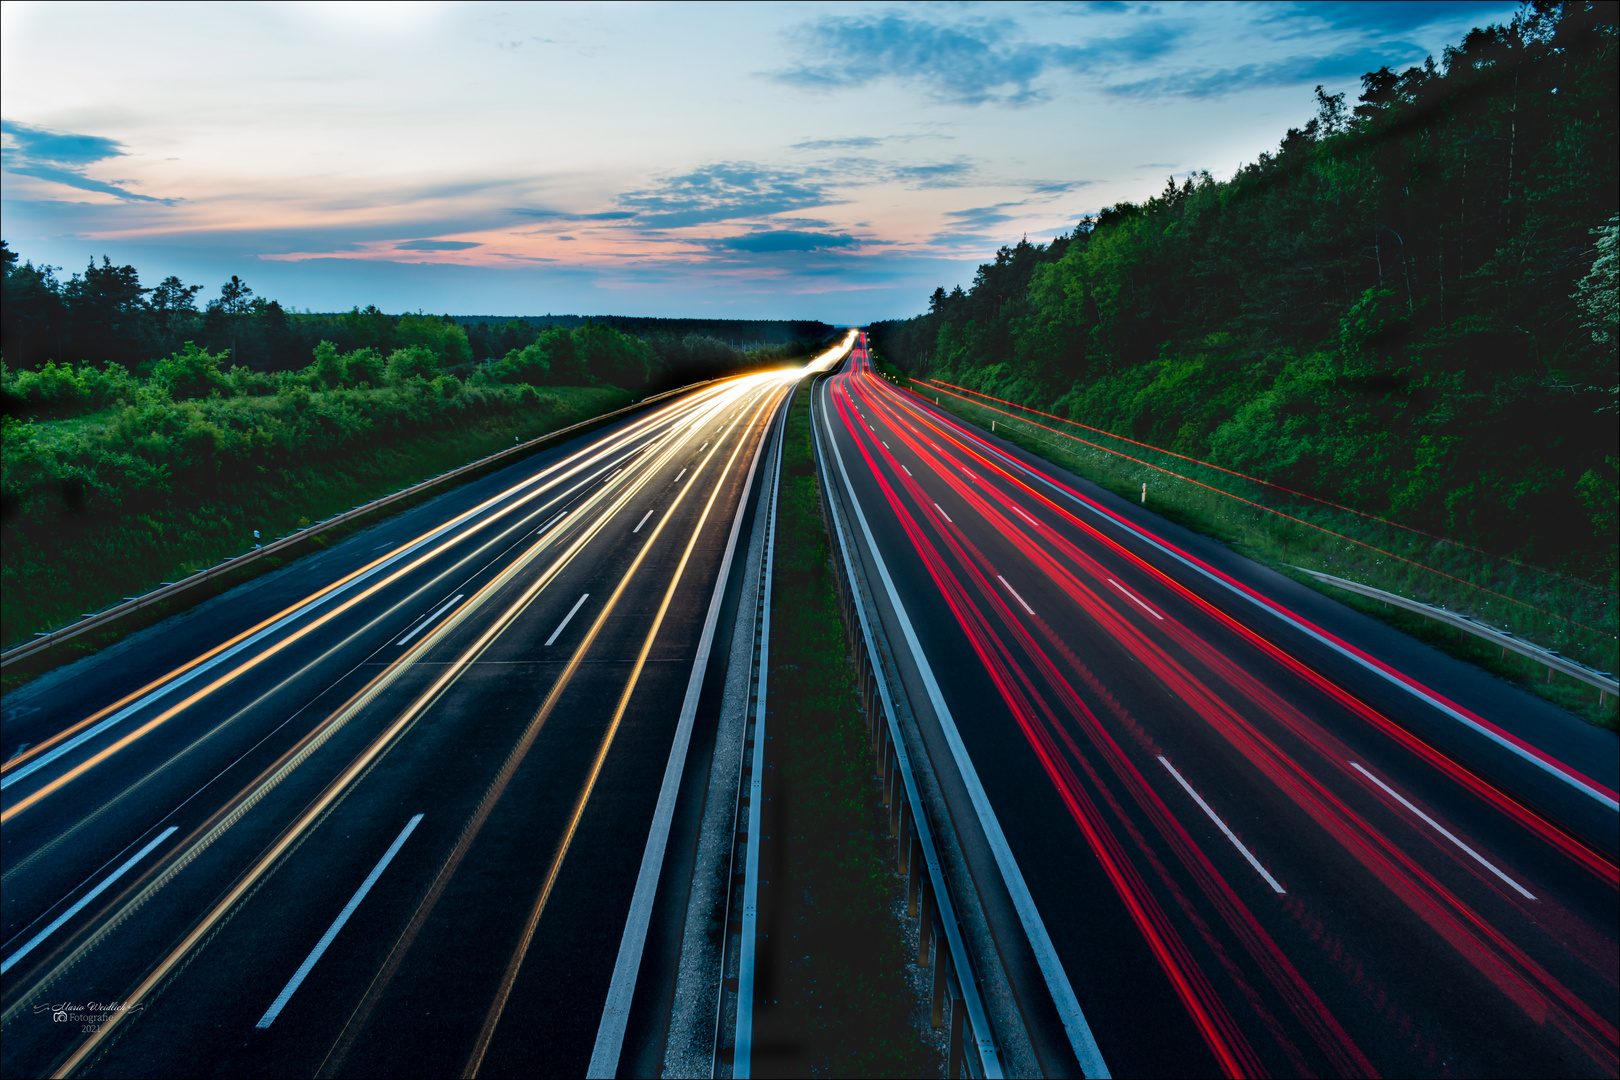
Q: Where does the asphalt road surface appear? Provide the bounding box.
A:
[0,344,851,1079]
[816,334,1618,1079]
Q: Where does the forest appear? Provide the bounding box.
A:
[870,1,1618,586]
[0,247,830,394]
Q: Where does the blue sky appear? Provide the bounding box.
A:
[1,1,1519,322]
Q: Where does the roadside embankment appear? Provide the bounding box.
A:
[0,384,630,688]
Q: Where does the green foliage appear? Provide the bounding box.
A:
[151,342,229,400]
[485,321,658,390]
[384,344,440,385]
[396,312,472,365]
[1,360,136,416]
[1574,215,1619,349]
[871,1,1618,583]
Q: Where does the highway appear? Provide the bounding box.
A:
[815,335,1619,1078]
[0,335,853,1079]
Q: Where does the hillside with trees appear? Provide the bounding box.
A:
[870,1,1617,585]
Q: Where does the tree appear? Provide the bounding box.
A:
[148,275,202,353]
[210,275,255,363]
[152,342,228,400]
[312,340,346,388]
[384,345,439,385]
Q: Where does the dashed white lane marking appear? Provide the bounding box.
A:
[1349,762,1535,900]
[1158,757,1284,894]
[997,575,1035,615]
[902,465,913,477]
[675,468,687,482]
[1011,504,1039,528]
[255,814,424,1028]
[2,826,179,975]
[397,594,465,646]
[633,509,654,533]
[545,593,591,647]
[536,511,565,534]
[933,502,954,524]
[882,440,891,449]
[1107,578,1164,621]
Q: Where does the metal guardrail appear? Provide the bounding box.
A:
[713,384,792,1078]
[1,380,715,670]
[811,374,1004,1079]
[1298,567,1618,705]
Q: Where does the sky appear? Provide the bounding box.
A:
[0,0,1521,323]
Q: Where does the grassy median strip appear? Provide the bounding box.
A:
[753,383,936,1077]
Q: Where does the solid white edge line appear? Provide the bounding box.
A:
[1,826,179,975]
[820,386,1111,1080]
[633,509,655,533]
[1107,578,1163,621]
[255,813,424,1029]
[396,594,465,646]
[933,501,954,524]
[586,388,779,1079]
[545,593,591,647]
[1349,762,1536,900]
[996,575,1035,616]
[1157,757,1285,894]
[960,430,1620,813]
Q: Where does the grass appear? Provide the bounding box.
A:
[751,381,936,1077]
[927,387,1619,731]
[0,386,625,653]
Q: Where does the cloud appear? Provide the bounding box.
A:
[1027,180,1092,195]
[394,239,482,251]
[511,208,638,221]
[793,136,884,150]
[773,13,1181,105]
[1,119,175,203]
[890,160,976,188]
[615,162,838,227]
[1105,47,1414,98]
[943,204,1023,230]
[711,230,860,253]
[1263,1,1519,34]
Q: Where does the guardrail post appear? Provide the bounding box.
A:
[896,806,909,873]
[906,832,919,914]
[931,910,947,1029]
[888,762,900,835]
[948,982,965,1078]
[880,732,893,803]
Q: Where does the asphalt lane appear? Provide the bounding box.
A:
[818,338,1618,1078]
[0,367,814,1078]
